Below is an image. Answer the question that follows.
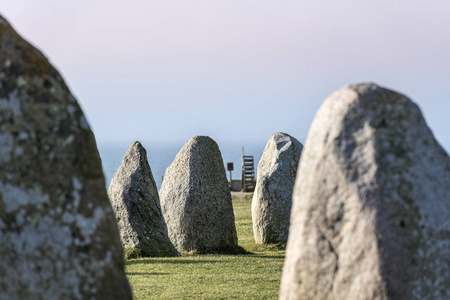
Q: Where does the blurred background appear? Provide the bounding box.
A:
[3,0,450,186]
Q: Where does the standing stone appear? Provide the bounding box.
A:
[252,132,303,244]
[0,15,132,299]
[280,83,450,300]
[108,141,179,257]
[159,136,239,253]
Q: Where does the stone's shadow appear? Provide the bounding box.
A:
[194,245,250,255]
[126,272,169,276]
[125,253,285,266]
[126,259,222,265]
[251,254,285,260]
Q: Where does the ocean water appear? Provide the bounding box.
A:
[97,140,265,190]
[98,135,450,191]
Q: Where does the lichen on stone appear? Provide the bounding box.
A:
[160,136,241,254]
[280,83,450,300]
[0,14,131,299]
[108,141,179,257]
[252,132,303,244]
[0,133,13,163]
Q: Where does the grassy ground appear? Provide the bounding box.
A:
[125,195,286,299]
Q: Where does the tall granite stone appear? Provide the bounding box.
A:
[0,15,132,299]
[280,83,450,299]
[159,136,239,253]
[252,132,303,244]
[108,141,179,257]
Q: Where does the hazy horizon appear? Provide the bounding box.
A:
[2,1,449,152]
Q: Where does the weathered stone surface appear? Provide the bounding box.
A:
[279,83,450,300]
[108,141,179,257]
[0,15,132,299]
[252,132,303,244]
[160,136,239,253]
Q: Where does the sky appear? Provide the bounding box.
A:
[2,0,450,152]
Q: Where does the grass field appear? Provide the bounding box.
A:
[125,195,286,299]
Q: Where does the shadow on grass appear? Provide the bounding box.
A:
[251,254,285,260]
[126,253,284,266]
[126,258,222,265]
[125,246,251,265]
[124,244,286,266]
[192,245,250,255]
[126,272,169,276]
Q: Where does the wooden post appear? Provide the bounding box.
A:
[241,147,244,185]
[227,162,234,190]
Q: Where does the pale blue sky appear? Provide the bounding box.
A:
[2,1,450,152]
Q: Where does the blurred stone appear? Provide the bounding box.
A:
[108,141,179,257]
[0,15,132,299]
[252,132,303,244]
[280,83,450,300]
[160,136,239,253]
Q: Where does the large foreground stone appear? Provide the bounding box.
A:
[252,132,303,244]
[160,136,239,253]
[0,15,132,299]
[280,83,450,300]
[108,141,179,257]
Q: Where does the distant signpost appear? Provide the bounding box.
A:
[227,162,234,182]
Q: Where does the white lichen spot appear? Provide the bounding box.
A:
[94,250,114,273]
[8,218,73,288]
[0,133,13,163]
[104,250,113,264]
[16,76,27,87]
[4,59,11,68]
[63,135,75,146]
[14,146,24,156]
[18,131,29,141]
[62,212,75,224]
[67,105,76,115]
[72,177,82,209]
[73,177,82,191]
[75,207,105,242]
[48,152,55,160]
[0,182,51,213]
[49,105,59,115]
[0,91,22,116]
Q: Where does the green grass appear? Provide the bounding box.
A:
[125,195,286,299]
